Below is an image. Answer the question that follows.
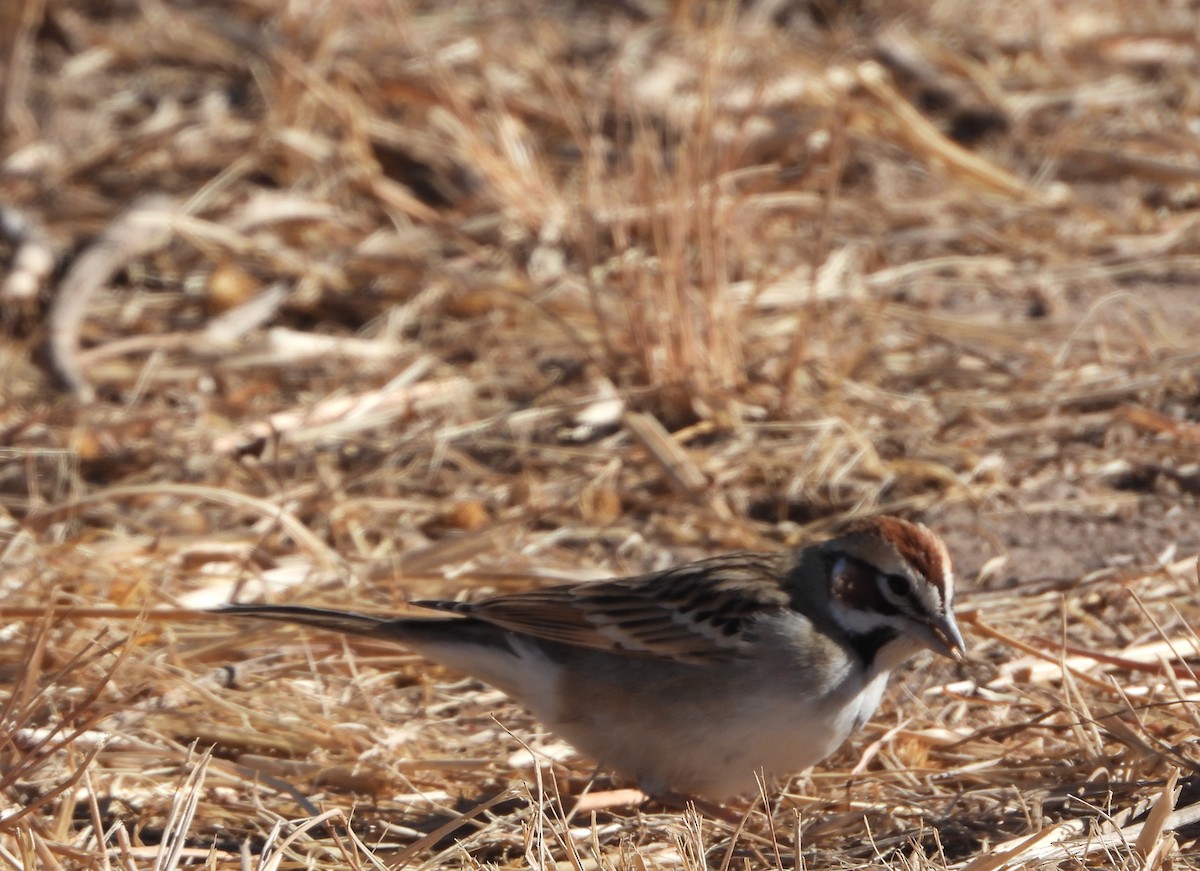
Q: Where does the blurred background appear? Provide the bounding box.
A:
[2,0,1199,868]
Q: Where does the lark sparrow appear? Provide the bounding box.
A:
[216,516,964,800]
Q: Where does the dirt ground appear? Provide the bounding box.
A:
[3,0,1200,869]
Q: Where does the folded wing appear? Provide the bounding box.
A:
[417,552,793,664]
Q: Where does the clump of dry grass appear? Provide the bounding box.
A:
[2,0,1200,867]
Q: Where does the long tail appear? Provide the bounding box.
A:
[214,603,537,700]
[212,602,507,650]
[213,603,400,637]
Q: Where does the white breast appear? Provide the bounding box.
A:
[543,641,888,799]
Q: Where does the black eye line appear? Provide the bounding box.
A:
[830,553,912,617]
[830,553,914,596]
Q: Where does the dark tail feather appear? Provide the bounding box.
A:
[214,604,397,637]
[215,602,515,653]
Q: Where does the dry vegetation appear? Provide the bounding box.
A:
[3,0,1200,867]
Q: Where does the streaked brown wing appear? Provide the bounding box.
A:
[437,552,793,664]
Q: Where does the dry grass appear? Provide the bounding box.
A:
[3,0,1200,867]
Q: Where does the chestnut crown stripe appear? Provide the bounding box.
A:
[860,516,951,597]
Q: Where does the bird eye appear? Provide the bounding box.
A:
[885,574,910,597]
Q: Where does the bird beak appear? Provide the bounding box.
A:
[914,613,967,661]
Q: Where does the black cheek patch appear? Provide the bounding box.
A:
[830,555,901,617]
